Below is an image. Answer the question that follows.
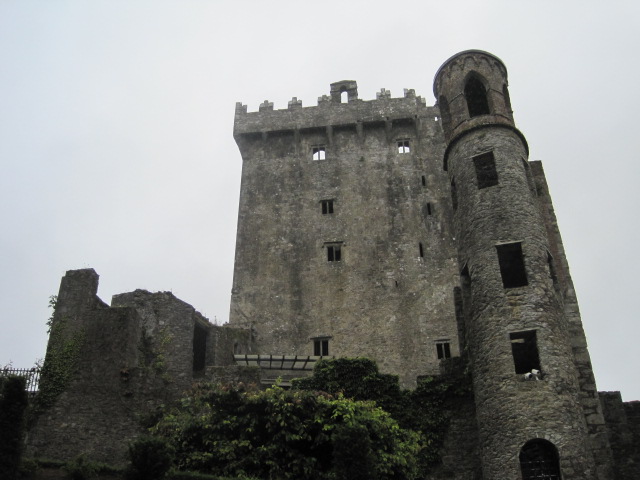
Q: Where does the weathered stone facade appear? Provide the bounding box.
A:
[229,50,635,479]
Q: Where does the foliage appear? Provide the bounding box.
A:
[294,358,473,469]
[63,456,101,480]
[125,436,174,480]
[30,318,85,419]
[0,375,29,480]
[151,382,420,480]
[46,295,58,334]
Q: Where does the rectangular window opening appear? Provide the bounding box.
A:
[496,242,528,288]
[397,139,410,154]
[419,242,424,258]
[426,202,432,215]
[510,330,540,375]
[193,324,208,373]
[326,244,342,262]
[312,145,326,161]
[421,175,426,187]
[436,341,451,360]
[313,339,329,356]
[473,151,499,189]
[321,199,334,215]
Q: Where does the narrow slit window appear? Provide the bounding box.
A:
[426,202,432,215]
[312,145,326,161]
[450,178,458,211]
[496,242,528,288]
[397,139,410,153]
[436,341,451,360]
[473,151,499,189]
[321,200,334,215]
[326,244,342,262]
[510,331,541,375]
[314,338,329,356]
[421,175,426,187]
[419,242,424,258]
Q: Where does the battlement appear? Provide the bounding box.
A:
[234,81,434,138]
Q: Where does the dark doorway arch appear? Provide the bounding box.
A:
[519,439,561,480]
[465,76,490,117]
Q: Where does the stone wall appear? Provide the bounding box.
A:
[600,391,640,479]
[26,269,252,465]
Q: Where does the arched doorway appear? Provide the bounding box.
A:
[519,439,561,479]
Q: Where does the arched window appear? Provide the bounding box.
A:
[519,439,561,480]
[464,76,490,117]
[340,88,348,104]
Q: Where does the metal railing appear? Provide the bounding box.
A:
[0,368,41,395]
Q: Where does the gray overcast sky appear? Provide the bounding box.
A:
[1,1,639,401]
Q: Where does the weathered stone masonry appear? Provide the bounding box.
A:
[24,50,640,479]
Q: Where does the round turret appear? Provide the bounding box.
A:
[434,51,599,479]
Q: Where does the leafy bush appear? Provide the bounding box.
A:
[0,375,28,479]
[125,436,173,480]
[152,383,420,480]
[294,357,472,468]
[63,456,100,480]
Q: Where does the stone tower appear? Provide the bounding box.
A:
[230,50,618,478]
[231,80,461,388]
[434,50,609,479]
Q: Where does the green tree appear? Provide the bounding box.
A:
[151,383,420,480]
[0,376,28,479]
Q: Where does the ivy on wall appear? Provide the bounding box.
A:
[29,297,85,420]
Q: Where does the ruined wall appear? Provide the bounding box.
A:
[26,269,252,465]
[231,85,460,388]
[599,392,640,480]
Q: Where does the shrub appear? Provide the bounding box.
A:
[151,383,420,480]
[125,436,173,480]
[0,375,29,479]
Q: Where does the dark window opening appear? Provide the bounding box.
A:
[510,330,541,375]
[193,324,207,373]
[520,439,561,480]
[327,244,342,262]
[421,175,426,187]
[450,178,458,211]
[419,242,424,258]
[439,95,452,131]
[465,76,490,117]
[473,151,499,189]
[397,139,410,153]
[312,145,326,161]
[314,339,329,356]
[426,202,432,215]
[497,242,528,288]
[321,200,334,214]
[503,84,512,113]
[547,252,558,286]
[436,341,451,360]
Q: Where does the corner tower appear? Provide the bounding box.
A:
[434,50,602,479]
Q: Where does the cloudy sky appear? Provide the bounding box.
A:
[1,1,638,400]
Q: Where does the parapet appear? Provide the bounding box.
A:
[234,81,433,139]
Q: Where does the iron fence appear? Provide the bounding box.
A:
[0,367,41,395]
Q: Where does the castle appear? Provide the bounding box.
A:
[23,51,639,479]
